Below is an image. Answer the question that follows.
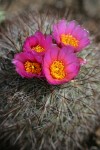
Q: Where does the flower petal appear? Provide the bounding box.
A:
[52,19,90,52]
[78,57,87,66]
[57,19,67,34]
[43,46,80,85]
[66,20,77,34]
[12,52,43,78]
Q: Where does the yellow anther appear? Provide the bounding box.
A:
[61,34,79,48]
[32,45,45,52]
[24,61,41,74]
[50,60,65,79]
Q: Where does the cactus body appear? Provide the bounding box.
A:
[0,10,100,150]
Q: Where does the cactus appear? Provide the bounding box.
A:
[0,10,5,23]
[0,10,100,150]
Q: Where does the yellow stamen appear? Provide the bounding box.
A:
[24,61,41,74]
[50,60,65,79]
[61,34,79,48]
[32,45,45,53]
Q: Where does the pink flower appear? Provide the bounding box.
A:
[43,46,80,85]
[23,31,52,55]
[12,52,43,78]
[52,20,90,52]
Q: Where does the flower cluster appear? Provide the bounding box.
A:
[13,19,90,85]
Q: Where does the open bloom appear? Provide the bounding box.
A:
[12,52,43,78]
[23,31,52,55]
[52,19,90,52]
[43,46,80,85]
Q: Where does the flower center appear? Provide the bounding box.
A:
[32,45,45,53]
[50,60,65,79]
[61,34,79,48]
[24,61,41,74]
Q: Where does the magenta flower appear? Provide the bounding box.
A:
[12,52,43,78]
[52,20,90,52]
[43,46,80,85]
[23,31,52,55]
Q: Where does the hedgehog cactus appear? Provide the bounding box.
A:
[0,11,100,150]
